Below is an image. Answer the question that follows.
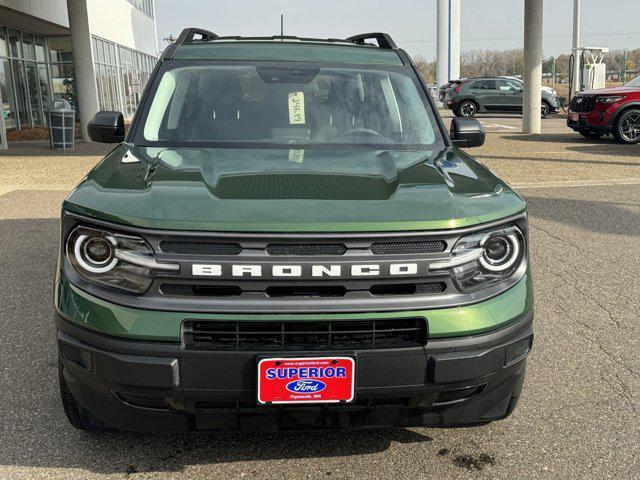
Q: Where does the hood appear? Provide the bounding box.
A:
[64,145,526,232]
[581,86,637,96]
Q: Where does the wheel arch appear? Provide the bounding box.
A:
[609,102,640,127]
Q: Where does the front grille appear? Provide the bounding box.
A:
[266,243,347,256]
[569,95,596,113]
[161,282,447,298]
[160,241,241,255]
[182,318,428,351]
[370,241,446,254]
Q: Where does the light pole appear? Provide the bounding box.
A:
[436,0,461,89]
[571,0,582,96]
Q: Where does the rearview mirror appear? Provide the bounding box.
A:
[450,117,485,148]
[88,111,125,143]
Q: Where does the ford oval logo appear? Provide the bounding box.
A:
[286,380,326,393]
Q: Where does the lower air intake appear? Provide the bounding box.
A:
[182,318,428,351]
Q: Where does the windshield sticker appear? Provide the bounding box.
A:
[288,92,306,125]
[288,149,305,163]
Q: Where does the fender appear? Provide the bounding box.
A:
[608,102,640,126]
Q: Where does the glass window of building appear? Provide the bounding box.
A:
[37,63,51,114]
[34,35,46,62]
[48,36,72,62]
[50,63,75,107]
[0,27,8,57]
[25,62,43,125]
[22,32,35,60]
[12,60,29,127]
[89,35,158,119]
[7,29,21,58]
[0,25,73,130]
[0,59,17,129]
[127,0,154,19]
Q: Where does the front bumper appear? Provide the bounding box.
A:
[567,111,612,133]
[56,309,533,431]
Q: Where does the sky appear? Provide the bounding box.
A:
[154,0,640,59]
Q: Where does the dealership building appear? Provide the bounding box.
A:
[0,0,159,146]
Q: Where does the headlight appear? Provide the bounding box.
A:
[66,226,179,294]
[597,96,624,104]
[430,224,525,292]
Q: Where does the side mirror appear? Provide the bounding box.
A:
[88,111,125,143]
[450,117,485,148]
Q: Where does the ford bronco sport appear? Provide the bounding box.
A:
[55,29,533,432]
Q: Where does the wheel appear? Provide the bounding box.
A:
[578,130,605,139]
[455,100,477,117]
[58,359,113,432]
[540,101,550,119]
[613,108,640,144]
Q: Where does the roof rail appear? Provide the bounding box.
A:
[346,33,397,49]
[210,35,353,44]
[176,28,219,44]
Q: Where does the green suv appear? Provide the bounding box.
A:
[55,29,533,432]
[445,77,560,118]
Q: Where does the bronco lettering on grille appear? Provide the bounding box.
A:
[191,263,420,278]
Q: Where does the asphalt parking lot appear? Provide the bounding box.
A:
[1,121,639,479]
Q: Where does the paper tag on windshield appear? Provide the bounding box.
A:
[288,92,306,125]
[288,149,304,163]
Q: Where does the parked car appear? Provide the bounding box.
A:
[501,76,557,96]
[567,75,640,144]
[444,77,560,118]
[439,79,463,102]
[56,29,533,432]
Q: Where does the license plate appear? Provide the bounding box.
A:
[569,113,579,121]
[257,357,355,404]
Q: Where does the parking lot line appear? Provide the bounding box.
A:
[514,178,640,189]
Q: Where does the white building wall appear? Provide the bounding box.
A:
[86,0,157,56]
[0,0,69,28]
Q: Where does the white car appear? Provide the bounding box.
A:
[502,76,557,96]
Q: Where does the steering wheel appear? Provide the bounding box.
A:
[339,128,380,137]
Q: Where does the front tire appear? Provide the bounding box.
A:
[59,359,113,432]
[455,100,477,117]
[613,108,640,144]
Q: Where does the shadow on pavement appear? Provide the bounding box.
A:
[565,143,640,157]
[525,194,640,236]
[475,153,640,168]
[0,217,434,475]
[500,133,615,144]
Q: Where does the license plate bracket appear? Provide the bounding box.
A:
[257,356,355,405]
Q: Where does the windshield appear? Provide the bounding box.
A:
[625,75,640,87]
[137,62,444,150]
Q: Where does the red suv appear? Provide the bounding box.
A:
[567,76,640,144]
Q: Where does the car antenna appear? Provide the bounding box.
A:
[280,14,284,41]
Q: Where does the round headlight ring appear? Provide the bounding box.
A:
[479,233,520,272]
[73,233,118,273]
